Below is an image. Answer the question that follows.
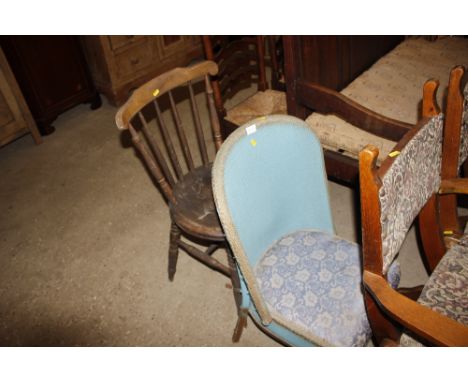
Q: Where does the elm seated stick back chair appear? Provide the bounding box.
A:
[212,115,393,346]
[202,36,287,138]
[359,71,468,346]
[115,61,238,300]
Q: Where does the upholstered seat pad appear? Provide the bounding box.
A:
[400,240,468,346]
[225,89,287,127]
[254,230,371,346]
[305,37,468,164]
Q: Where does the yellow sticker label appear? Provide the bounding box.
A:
[152,89,160,97]
[443,230,453,235]
[388,151,400,158]
[250,139,257,147]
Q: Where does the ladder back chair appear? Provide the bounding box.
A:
[115,60,234,285]
[202,36,287,137]
[359,68,468,346]
[267,36,286,92]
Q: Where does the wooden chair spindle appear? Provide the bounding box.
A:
[188,81,209,165]
[153,99,184,179]
[138,111,176,187]
[168,90,194,171]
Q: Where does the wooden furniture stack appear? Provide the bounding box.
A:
[81,36,204,106]
[0,47,41,147]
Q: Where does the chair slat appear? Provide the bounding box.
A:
[154,99,183,179]
[168,90,195,171]
[205,75,223,151]
[129,123,175,204]
[188,81,209,165]
[138,112,175,187]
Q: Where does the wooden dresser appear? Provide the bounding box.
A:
[80,36,204,106]
[0,47,41,147]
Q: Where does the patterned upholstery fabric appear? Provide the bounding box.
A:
[379,115,444,273]
[400,242,468,346]
[254,230,372,346]
[386,260,401,290]
[460,88,468,166]
[305,37,468,164]
[460,223,468,247]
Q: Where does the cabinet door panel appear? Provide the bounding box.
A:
[0,48,40,146]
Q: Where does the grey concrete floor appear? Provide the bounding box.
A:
[0,96,428,346]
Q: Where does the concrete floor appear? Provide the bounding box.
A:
[0,95,428,346]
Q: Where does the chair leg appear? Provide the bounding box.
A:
[226,246,248,342]
[168,222,181,281]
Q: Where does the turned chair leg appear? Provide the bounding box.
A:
[168,222,181,281]
[227,246,248,342]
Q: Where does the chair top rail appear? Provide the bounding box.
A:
[116,60,218,130]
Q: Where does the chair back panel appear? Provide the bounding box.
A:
[378,114,444,273]
[115,61,222,203]
[213,115,334,321]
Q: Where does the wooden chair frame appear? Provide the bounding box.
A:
[115,61,247,342]
[359,68,468,346]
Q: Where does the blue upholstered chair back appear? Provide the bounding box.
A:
[212,115,334,322]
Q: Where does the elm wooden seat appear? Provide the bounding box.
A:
[203,36,287,137]
[115,61,231,280]
[170,164,224,242]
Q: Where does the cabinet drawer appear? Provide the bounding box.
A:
[114,43,153,80]
[108,35,145,51]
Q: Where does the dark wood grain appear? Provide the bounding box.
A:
[0,36,101,135]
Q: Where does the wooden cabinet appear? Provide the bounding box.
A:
[80,36,204,106]
[285,36,404,92]
[0,36,101,136]
[284,35,404,119]
[0,47,41,147]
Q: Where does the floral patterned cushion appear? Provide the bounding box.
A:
[254,230,371,346]
[400,242,468,346]
[379,115,444,274]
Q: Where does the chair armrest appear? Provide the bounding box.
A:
[439,178,468,195]
[295,79,414,141]
[363,271,468,346]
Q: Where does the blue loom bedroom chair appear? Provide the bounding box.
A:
[211,114,385,346]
